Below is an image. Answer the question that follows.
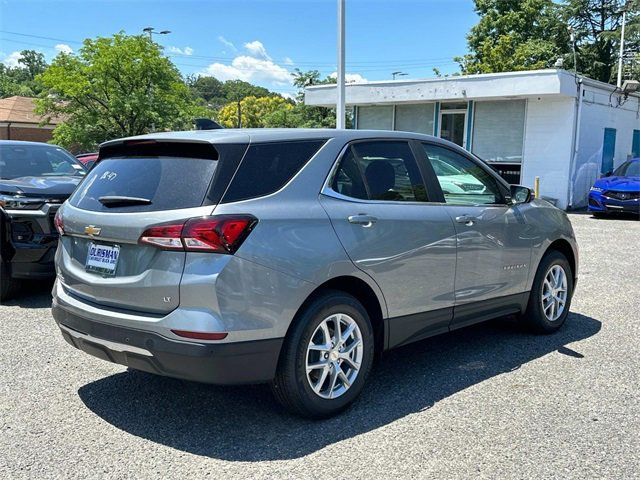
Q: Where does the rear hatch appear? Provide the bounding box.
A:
[57,139,247,315]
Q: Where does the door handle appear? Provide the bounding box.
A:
[455,214,477,226]
[348,214,378,227]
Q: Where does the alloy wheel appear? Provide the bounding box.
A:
[541,264,568,322]
[305,313,363,399]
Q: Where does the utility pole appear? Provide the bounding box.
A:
[617,5,628,88]
[336,0,346,129]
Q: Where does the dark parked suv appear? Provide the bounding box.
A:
[0,140,85,300]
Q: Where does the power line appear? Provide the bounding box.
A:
[1,29,461,68]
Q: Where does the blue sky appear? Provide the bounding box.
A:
[0,0,477,97]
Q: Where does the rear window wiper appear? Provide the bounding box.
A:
[98,196,152,207]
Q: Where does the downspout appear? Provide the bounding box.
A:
[567,79,583,209]
[7,122,11,140]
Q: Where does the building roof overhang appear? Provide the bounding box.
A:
[304,69,634,107]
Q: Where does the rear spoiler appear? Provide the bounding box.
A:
[98,139,219,162]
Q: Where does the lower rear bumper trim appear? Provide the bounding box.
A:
[52,303,284,385]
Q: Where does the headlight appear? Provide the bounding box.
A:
[0,194,44,210]
[590,186,604,193]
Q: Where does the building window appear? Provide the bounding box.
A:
[394,104,435,135]
[472,100,526,163]
[632,130,640,158]
[357,106,394,130]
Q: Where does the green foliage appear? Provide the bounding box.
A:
[457,0,569,74]
[217,95,293,128]
[564,0,639,83]
[0,50,47,98]
[187,75,278,108]
[459,0,639,84]
[36,33,201,151]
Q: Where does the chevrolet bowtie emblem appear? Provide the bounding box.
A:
[84,225,102,236]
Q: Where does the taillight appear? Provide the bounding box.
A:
[139,215,257,254]
[54,209,65,235]
[171,330,228,340]
[139,223,184,250]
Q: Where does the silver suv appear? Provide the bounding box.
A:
[52,129,578,418]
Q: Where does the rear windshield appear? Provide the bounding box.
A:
[68,157,217,213]
[0,144,85,180]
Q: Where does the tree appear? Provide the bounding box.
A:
[217,95,293,128]
[18,50,47,80]
[563,0,640,83]
[289,69,342,128]
[221,79,275,101]
[457,0,570,74]
[186,75,226,106]
[0,50,47,97]
[36,33,201,151]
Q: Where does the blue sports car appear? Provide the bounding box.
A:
[588,158,640,217]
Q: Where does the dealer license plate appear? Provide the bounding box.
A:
[86,243,120,276]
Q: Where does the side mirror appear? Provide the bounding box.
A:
[603,170,613,178]
[509,185,533,205]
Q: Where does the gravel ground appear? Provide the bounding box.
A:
[1,213,639,479]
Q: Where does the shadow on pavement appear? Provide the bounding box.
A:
[1,280,53,309]
[78,312,600,462]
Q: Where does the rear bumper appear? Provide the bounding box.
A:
[52,301,284,385]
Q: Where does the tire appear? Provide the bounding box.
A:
[0,259,16,302]
[271,290,375,419]
[522,250,574,333]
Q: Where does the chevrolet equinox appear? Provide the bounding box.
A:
[52,129,578,418]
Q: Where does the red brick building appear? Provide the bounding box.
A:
[0,96,62,143]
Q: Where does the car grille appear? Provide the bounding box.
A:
[603,190,640,201]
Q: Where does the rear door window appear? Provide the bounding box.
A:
[69,157,217,213]
[330,141,428,202]
[222,140,326,203]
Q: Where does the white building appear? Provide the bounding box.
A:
[305,69,640,209]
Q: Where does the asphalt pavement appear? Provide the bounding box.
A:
[1,213,638,479]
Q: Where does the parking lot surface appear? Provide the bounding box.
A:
[1,213,639,479]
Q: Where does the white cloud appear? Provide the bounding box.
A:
[283,57,294,66]
[167,46,194,56]
[329,72,368,83]
[244,40,270,60]
[2,51,22,67]
[54,43,73,54]
[218,36,236,52]
[200,41,293,86]
[202,55,291,85]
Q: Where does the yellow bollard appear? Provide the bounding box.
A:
[534,176,540,199]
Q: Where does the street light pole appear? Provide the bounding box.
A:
[336,0,346,129]
[142,27,171,133]
[143,27,171,42]
[617,6,628,88]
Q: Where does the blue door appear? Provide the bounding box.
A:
[602,128,616,174]
[632,129,640,158]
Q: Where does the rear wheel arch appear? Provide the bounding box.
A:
[285,276,386,357]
